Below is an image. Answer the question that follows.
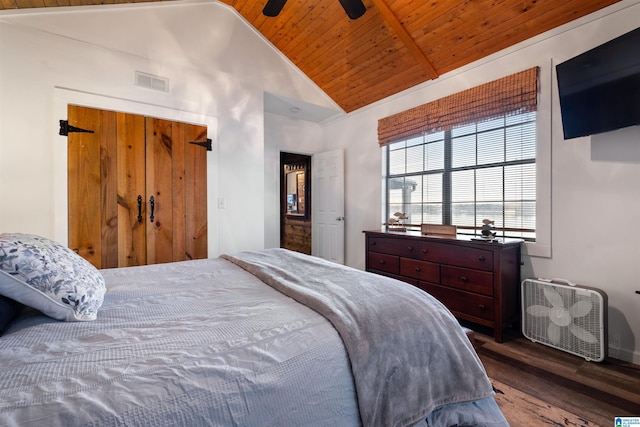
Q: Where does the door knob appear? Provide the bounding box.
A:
[336,216,345,221]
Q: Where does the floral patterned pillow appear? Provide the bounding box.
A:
[0,233,105,321]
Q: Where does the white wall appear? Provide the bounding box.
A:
[319,0,640,362]
[0,0,334,256]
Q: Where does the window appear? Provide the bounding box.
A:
[385,111,536,240]
[379,67,539,241]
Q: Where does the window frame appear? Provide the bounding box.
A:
[385,113,537,239]
[529,61,552,258]
[381,63,552,258]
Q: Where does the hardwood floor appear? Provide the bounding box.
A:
[470,325,640,426]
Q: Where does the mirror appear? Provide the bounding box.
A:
[284,162,308,218]
[286,170,305,215]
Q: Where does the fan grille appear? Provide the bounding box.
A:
[522,279,607,362]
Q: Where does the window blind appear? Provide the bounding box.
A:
[378,67,539,147]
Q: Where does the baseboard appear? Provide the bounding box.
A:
[608,344,640,365]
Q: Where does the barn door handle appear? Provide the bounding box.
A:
[149,196,155,223]
[137,195,143,223]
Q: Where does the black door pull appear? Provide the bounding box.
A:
[137,195,143,223]
[149,196,155,223]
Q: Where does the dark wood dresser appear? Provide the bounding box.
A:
[364,230,522,342]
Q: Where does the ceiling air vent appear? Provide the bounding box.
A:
[135,71,169,92]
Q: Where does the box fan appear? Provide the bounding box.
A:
[521,278,608,362]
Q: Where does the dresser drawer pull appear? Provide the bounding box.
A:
[379,260,386,264]
[478,256,486,262]
[407,246,414,252]
[370,241,377,246]
[478,304,486,311]
[415,267,421,272]
[422,249,429,254]
[460,276,468,282]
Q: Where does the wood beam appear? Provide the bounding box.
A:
[370,0,439,80]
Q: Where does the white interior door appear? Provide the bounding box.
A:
[312,149,345,264]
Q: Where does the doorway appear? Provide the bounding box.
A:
[280,152,311,254]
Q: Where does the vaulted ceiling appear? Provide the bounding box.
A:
[1,0,622,113]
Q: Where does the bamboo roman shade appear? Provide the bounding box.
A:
[378,67,539,147]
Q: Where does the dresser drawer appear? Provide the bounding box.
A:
[418,242,493,271]
[441,265,493,296]
[419,282,494,321]
[400,258,440,283]
[368,237,419,258]
[367,251,399,275]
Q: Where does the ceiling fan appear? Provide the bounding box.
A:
[263,0,367,20]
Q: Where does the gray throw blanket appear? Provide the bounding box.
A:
[221,248,494,427]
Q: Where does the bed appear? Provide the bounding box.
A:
[0,233,508,427]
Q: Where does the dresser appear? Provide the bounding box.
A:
[364,230,522,342]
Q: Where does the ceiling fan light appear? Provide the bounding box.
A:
[338,0,366,19]
[262,0,287,17]
[263,0,366,20]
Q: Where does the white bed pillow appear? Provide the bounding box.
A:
[0,233,105,321]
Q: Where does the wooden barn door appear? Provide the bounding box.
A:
[67,105,208,269]
[145,117,209,266]
[116,112,146,267]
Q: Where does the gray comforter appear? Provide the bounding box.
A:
[0,250,506,427]
[222,248,497,427]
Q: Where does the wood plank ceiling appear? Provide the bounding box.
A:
[1,0,622,112]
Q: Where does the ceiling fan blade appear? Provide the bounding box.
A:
[263,0,288,17]
[338,0,366,19]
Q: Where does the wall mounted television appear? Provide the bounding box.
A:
[556,27,640,140]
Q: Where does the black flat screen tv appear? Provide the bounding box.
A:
[556,27,640,140]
